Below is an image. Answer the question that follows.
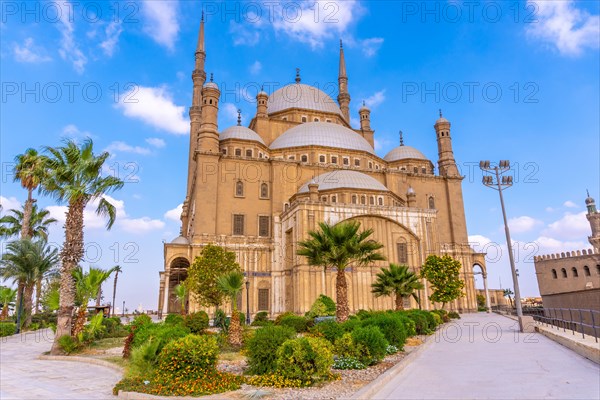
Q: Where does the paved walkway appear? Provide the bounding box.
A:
[370,313,600,399]
[0,329,121,399]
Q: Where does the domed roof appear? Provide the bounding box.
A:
[204,81,218,89]
[220,126,265,145]
[298,170,388,193]
[270,122,375,154]
[268,83,342,115]
[171,235,189,245]
[384,145,428,162]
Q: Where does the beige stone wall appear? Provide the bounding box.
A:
[534,250,600,296]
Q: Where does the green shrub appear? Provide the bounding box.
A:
[333,332,362,359]
[184,311,209,334]
[129,339,162,377]
[394,313,417,337]
[246,325,296,375]
[102,316,126,337]
[309,320,344,344]
[431,309,450,322]
[164,313,184,326]
[214,309,227,330]
[158,334,219,373]
[431,312,442,325]
[355,309,373,320]
[28,323,40,331]
[251,320,273,327]
[0,322,16,337]
[276,337,333,382]
[307,295,336,318]
[274,311,295,325]
[351,326,388,365]
[448,311,460,319]
[58,335,82,354]
[279,315,309,333]
[132,322,190,349]
[360,314,407,349]
[332,357,366,370]
[340,318,361,333]
[246,373,308,388]
[405,311,431,335]
[252,311,269,325]
[130,314,152,331]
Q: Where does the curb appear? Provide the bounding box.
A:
[38,354,125,373]
[350,333,437,399]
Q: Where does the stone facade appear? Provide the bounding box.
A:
[477,289,510,308]
[158,18,488,317]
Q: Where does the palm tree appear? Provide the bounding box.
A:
[298,220,386,322]
[0,239,59,328]
[0,204,57,240]
[72,266,118,337]
[503,288,514,308]
[217,271,244,346]
[371,263,424,310]
[173,284,188,315]
[41,139,124,354]
[13,148,47,240]
[111,265,122,317]
[0,286,17,320]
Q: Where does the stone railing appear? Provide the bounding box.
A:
[534,248,598,262]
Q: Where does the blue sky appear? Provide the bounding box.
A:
[1,0,599,311]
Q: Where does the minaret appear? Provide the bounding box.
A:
[585,191,600,250]
[359,101,374,148]
[434,110,459,177]
[198,73,220,153]
[337,40,351,123]
[182,14,207,230]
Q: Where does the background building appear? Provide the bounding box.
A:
[158,17,489,317]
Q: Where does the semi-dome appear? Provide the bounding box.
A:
[384,146,428,162]
[220,126,265,145]
[298,170,388,193]
[268,83,343,115]
[270,122,375,154]
[171,235,189,245]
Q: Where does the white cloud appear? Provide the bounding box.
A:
[361,37,384,57]
[526,0,599,56]
[272,0,365,49]
[507,216,543,234]
[100,21,123,56]
[61,124,95,140]
[222,103,241,124]
[364,90,386,108]
[545,206,556,213]
[145,138,166,148]
[249,60,262,75]
[105,141,151,155]
[468,234,495,252]
[0,196,22,214]
[543,211,590,240]
[116,86,188,135]
[141,0,180,50]
[563,200,578,208]
[13,38,51,63]
[120,217,165,234]
[230,21,261,46]
[56,2,87,73]
[164,204,183,222]
[533,236,589,255]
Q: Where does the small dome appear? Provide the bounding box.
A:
[220,126,265,145]
[359,102,370,112]
[298,170,388,193]
[271,122,375,154]
[268,83,343,116]
[171,235,189,245]
[384,146,428,162]
[436,116,449,124]
[586,196,595,205]
[204,81,219,89]
[257,90,268,97]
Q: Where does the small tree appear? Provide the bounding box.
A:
[217,271,245,346]
[503,288,514,308]
[185,244,241,309]
[174,284,188,315]
[0,286,17,320]
[476,294,486,310]
[420,255,464,310]
[371,263,424,310]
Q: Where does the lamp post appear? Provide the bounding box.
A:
[480,160,524,332]
[245,280,250,325]
[122,300,125,318]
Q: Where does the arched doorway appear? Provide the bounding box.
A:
[473,263,491,313]
[168,257,190,313]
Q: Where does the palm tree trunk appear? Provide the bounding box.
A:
[23,283,34,327]
[228,308,242,346]
[51,199,86,355]
[96,287,102,307]
[111,271,119,317]
[395,294,404,311]
[72,306,87,337]
[335,267,350,322]
[15,280,24,319]
[35,278,42,314]
[1,304,8,320]
[20,189,33,239]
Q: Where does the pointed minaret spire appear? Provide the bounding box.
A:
[196,12,205,54]
[237,109,242,126]
[337,39,351,123]
[295,68,301,83]
[399,130,404,146]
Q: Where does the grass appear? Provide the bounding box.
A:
[89,337,125,350]
[104,356,129,369]
[219,350,246,362]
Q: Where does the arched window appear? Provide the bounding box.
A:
[351,195,357,204]
[360,195,366,205]
[414,167,418,173]
[378,197,384,206]
[429,196,435,209]
[551,269,557,279]
[572,267,579,277]
[583,266,590,276]
[235,181,244,197]
[301,155,308,163]
[246,149,253,157]
[597,265,600,275]
[321,196,328,202]
[369,196,375,205]
[235,148,242,156]
[561,268,567,278]
[331,195,337,203]
[260,183,269,199]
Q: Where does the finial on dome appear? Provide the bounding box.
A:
[261,85,264,91]
[201,10,204,21]
[237,109,242,126]
[399,130,404,146]
[340,39,343,49]
[295,68,301,83]
[588,189,591,197]
[363,100,366,107]
[210,73,214,82]
[439,109,443,118]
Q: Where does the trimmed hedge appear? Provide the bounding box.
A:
[309,320,344,344]
[351,326,388,365]
[132,322,190,349]
[276,336,333,382]
[184,311,209,334]
[0,322,16,337]
[360,313,407,349]
[157,334,219,373]
[246,325,296,375]
[278,315,310,333]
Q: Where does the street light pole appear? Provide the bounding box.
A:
[122,300,125,318]
[245,280,250,325]
[480,160,524,332]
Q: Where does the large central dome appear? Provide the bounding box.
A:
[270,122,375,154]
[268,83,343,115]
[298,170,388,193]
